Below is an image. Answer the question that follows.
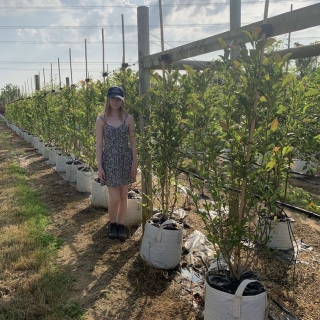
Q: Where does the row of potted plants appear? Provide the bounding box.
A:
[3,28,320,319]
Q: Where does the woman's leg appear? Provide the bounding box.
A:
[107,187,121,239]
[107,187,121,223]
[117,184,129,225]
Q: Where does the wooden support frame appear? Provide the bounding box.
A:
[151,42,320,71]
[142,2,320,69]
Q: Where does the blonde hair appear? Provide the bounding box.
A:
[99,97,126,122]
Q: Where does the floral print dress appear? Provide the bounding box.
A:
[101,115,135,187]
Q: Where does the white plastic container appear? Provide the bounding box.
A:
[65,160,82,183]
[76,167,94,193]
[204,278,267,320]
[266,218,295,250]
[140,219,183,269]
[91,179,109,208]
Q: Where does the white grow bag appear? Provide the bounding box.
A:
[55,155,70,173]
[266,218,295,250]
[76,167,95,193]
[204,279,267,320]
[48,148,58,166]
[65,161,82,183]
[36,140,44,155]
[91,179,109,208]
[140,219,183,269]
[124,199,142,226]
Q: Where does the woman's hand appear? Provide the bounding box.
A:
[98,167,106,182]
[131,162,137,179]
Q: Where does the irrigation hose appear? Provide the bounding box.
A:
[177,167,320,220]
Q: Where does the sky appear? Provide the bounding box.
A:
[0,0,319,94]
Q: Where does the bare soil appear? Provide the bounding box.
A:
[1,120,320,320]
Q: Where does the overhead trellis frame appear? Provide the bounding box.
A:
[140,2,320,70]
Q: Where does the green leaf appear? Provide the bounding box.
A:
[265,38,277,47]
[272,52,282,64]
[282,146,293,156]
[241,76,248,87]
[233,60,241,68]
[252,27,261,40]
[219,122,229,130]
[242,30,254,46]
[256,39,267,51]
[218,38,228,50]
[282,53,293,64]
[276,105,287,114]
[282,74,296,87]
[314,134,320,144]
[260,96,267,102]
[270,119,278,131]
[266,160,276,171]
[305,89,319,97]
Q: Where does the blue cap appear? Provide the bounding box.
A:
[107,86,124,101]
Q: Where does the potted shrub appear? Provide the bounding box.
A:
[137,69,190,269]
[185,28,296,319]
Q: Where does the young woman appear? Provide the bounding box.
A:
[95,86,137,241]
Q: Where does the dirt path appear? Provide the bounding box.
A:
[1,121,201,320]
[2,120,320,320]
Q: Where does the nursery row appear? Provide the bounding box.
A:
[3,32,320,319]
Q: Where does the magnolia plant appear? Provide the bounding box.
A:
[136,69,191,222]
[185,28,302,280]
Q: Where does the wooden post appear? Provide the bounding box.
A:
[66,77,70,87]
[51,63,54,92]
[121,13,126,106]
[84,39,89,87]
[286,4,293,72]
[230,0,241,60]
[38,71,41,90]
[137,6,153,228]
[34,74,40,91]
[58,58,62,89]
[69,48,73,85]
[158,0,169,217]
[43,68,46,88]
[102,28,106,83]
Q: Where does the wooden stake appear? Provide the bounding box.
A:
[51,62,53,91]
[122,14,126,67]
[43,67,46,88]
[286,4,293,72]
[230,0,241,60]
[236,0,270,277]
[102,28,106,83]
[158,0,169,217]
[34,74,40,91]
[69,48,73,85]
[121,14,126,107]
[58,58,62,89]
[85,39,88,83]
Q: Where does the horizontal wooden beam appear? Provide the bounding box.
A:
[151,43,320,71]
[274,43,320,60]
[150,60,214,70]
[142,3,320,69]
